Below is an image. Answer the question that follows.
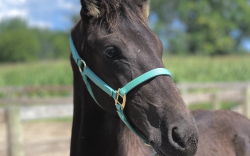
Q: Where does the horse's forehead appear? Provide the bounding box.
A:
[87,20,161,59]
[88,20,152,42]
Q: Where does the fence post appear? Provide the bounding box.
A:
[212,92,220,110]
[6,105,24,156]
[243,86,250,119]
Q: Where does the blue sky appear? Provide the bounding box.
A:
[0,0,81,31]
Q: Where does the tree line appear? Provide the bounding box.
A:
[150,0,250,55]
[0,18,70,62]
[0,0,250,63]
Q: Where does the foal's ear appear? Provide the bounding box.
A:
[138,0,150,18]
[80,0,100,18]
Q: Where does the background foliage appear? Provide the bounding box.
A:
[0,18,70,62]
[0,0,249,90]
[150,0,250,55]
[0,0,250,63]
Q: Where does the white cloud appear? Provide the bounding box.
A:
[5,10,27,18]
[28,20,52,29]
[19,0,27,3]
[0,0,28,20]
[57,0,79,10]
[0,0,80,30]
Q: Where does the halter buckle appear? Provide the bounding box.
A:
[78,60,87,73]
[115,89,126,110]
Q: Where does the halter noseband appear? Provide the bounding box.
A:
[70,35,172,145]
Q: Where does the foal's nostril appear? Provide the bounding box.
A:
[171,127,185,148]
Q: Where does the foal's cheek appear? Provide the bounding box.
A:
[144,105,161,129]
[124,96,148,135]
[110,60,132,87]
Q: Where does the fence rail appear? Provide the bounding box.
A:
[177,82,250,90]
[0,82,250,156]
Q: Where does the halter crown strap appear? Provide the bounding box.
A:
[70,36,172,145]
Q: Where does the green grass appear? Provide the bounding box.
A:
[0,55,249,87]
[0,60,73,86]
[162,55,250,83]
[188,102,238,110]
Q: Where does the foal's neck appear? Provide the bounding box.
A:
[116,120,154,156]
[80,96,153,156]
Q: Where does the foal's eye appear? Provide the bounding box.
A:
[104,47,118,58]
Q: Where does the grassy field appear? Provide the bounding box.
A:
[0,55,249,87]
[0,60,73,86]
[188,102,238,110]
[162,55,250,83]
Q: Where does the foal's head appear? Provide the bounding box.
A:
[73,0,198,155]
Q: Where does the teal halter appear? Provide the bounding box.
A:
[70,35,171,145]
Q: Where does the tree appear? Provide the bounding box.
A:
[0,18,71,62]
[150,0,250,55]
[0,18,27,34]
[0,29,40,62]
[0,18,40,62]
[51,33,70,59]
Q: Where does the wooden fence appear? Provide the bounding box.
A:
[0,82,250,156]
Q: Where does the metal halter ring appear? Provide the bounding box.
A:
[115,89,126,110]
[79,60,87,73]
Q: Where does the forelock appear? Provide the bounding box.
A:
[83,0,149,30]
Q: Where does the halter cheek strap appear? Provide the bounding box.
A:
[70,36,172,145]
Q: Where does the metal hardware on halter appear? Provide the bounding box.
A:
[115,89,126,110]
[78,60,87,73]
